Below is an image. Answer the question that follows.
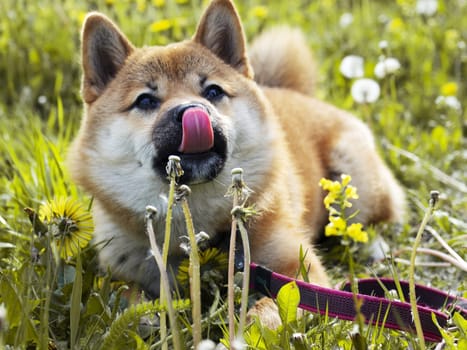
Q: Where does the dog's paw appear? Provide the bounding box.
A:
[247,297,282,330]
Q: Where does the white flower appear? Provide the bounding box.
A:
[416,0,438,16]
[435,96,462,111]
[351,78,381,104]
[374,57,401,79]
[339,55,364,79]
[339,13,354,28]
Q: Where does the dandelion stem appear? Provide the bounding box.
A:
[160,155,180,350]
[178,186,202,347]
[145,207,181,350]
[39,231,55,350]
[228,201,238,346]
[226,168,253,344]
[400,247,467,272]
[409,191,439,349]
[424,226,467,267]
[237,218,251,337]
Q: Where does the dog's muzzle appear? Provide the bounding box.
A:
[152,103,228,184]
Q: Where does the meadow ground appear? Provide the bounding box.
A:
[0,0,466,349]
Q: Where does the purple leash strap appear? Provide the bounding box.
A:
[249,263,467,342]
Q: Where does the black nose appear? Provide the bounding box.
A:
[172,103,208,123]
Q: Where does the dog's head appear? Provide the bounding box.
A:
[70,0,274,213]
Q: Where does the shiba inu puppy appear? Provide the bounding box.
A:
[69,0,405,325]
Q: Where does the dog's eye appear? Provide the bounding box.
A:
[133,94,160,111]
[202,85,226,102]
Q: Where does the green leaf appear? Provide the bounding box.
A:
[453,312,467,337]
[276,281,300,325]
[244,321,267,349]
[351,332,367,350]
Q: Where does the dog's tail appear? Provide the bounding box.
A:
[248,27,317,96]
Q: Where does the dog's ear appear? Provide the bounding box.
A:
[81,12,134,103]
[194,0,253,78]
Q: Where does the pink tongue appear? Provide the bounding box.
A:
[178,107,214,154]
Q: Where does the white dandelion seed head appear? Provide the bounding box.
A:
[37,95,48,105]
[378,40,389,50]
[0,303,6,319]
[351,78,381,104]
[458,41,466,50]
[435,95,444,105]
[416,0,438,16]
[0,303,7,332]
[339,55,365,79]
[339,13,354,28]
[435,95,462,111]
[444,96,462,111]
[231,337,247,350]
[196,339,217,350]
[374,57,401,79]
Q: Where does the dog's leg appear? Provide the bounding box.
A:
[247,220,330,328]
[328,117,405,225]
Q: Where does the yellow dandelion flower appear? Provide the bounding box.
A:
[152,0,165,7]
[39,197,93,260]
[150,19,172,33]
[346,223,368,243]
[176,247,228,288]
[250,6,268,19]
[387,18,405,33]
[441,82,458,96]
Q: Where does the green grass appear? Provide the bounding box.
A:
[1,0,466,349]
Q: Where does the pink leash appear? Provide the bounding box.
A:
[249,263,467,342]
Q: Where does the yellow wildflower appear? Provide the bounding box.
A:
[345,185,359,200]
[150,19,172,33]
[39,197,94,260]
[152,0,165,7]
[387,18,405,33]
[319,178,342,193]
[441,82,458,96]
[325,216,347,237]
[341,174,352,187]
[323,192,337,209]
[250,6,268,19]
[346,223,368,243]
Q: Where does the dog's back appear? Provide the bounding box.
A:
[248,27,405,228]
